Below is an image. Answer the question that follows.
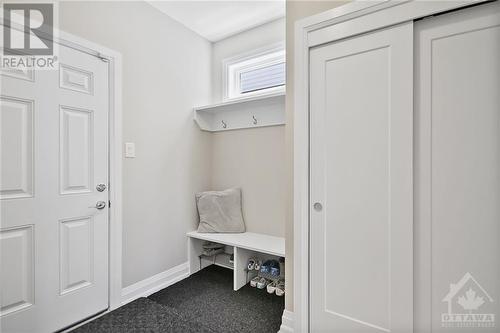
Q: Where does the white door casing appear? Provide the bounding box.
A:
[1,43,109,332]
[309,22,413,332]
[414,2,500,332]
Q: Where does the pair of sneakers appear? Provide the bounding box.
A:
[260,259,280,277]
[247,258,262,271]
[250,276,269,289]
[266,279,285,296]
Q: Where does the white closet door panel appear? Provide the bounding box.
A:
[415,2,500,332]
[309,22,413,332]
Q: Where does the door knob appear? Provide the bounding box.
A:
[90,201,106,210]
[313,202,323,212]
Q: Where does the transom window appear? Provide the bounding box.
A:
[223,43,285,100]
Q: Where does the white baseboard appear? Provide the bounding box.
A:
[121,261,189,305]
[279,309,294,333]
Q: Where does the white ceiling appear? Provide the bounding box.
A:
[147,1,285,42]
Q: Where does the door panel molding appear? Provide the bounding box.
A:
[59,105,94,195]
[0,225,34,316]
[59,63,94,95]
[0,96,34,200]
[1,68,35,82]
[59,216,95,295]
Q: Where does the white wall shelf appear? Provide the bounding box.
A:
[193,91,285,132]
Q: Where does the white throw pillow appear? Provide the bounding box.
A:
[196,188,246,233]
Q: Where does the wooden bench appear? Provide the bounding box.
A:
[187,231,285,291]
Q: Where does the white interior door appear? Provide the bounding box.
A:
[1,43,109,332]
[309,22,414,332]
[414,2,500,332]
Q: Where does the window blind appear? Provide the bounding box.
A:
[240,62,285,94]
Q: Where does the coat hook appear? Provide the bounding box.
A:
[221,120,227,129]
[252,115,258,125]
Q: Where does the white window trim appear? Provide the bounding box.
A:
[222,42,285,101]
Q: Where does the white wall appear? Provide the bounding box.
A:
[59,1,213,288]
[211,127,286,237]
[210,18,286,237]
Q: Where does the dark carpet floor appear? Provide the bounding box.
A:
[72,265,285,333]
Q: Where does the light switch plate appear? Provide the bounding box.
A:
[125,142,136,158]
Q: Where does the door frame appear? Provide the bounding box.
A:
[293,1,488,331]
[1,22,124,312]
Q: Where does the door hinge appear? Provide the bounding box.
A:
[108,200,111,208]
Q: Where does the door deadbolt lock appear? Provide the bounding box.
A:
[313,202,323,212]
[96,183,107,192]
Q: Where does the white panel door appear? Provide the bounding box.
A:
[309,22,413,332]
[415,2,500,332]
[1,44,109,332]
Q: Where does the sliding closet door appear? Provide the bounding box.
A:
[415,2,500,332]
[309,23,413,332]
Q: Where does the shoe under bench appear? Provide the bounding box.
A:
[187,231,285,291]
